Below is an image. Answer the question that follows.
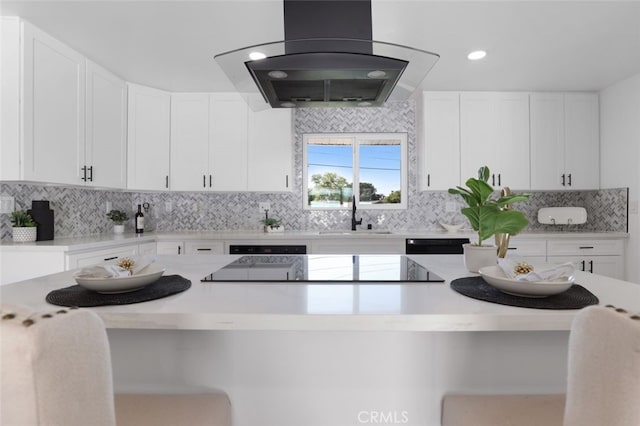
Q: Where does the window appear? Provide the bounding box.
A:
[303,133,407,209]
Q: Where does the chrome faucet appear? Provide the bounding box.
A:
[351,196,362,231]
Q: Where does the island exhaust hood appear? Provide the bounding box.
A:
[214,0,439,110]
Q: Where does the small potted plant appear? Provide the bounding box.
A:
[106,209,129,234]
[11,211,37,242]
[448,166,530,272]
[260,211,283,233]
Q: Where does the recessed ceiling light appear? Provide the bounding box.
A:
[467,50,487,61]
[249,51,266,60]
[268,70,288,79]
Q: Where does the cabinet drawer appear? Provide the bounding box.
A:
[547,239,623,256]
[66,245,138,269]
[311,239,404,254]
[184,241,224,255]
[506,239,546,257]
[156,241,185,255]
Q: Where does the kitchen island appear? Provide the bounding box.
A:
[2,254,639,426]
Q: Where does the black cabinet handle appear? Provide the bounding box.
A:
[165,176,169,188]
[580,260,586,271]
[203,175,206,188]
[507,247,517,250]
[492,174,495,186]
[88,166,93,182]
[285,174,289,188]
[209,174,212,187]
[579,246,595,250]
[498,173,501,186]
[588,260,594,273]
[178,246,181,255]
[196,248,212,251]
[427,174,430,187]
[81,166,87,182]
[104,256,118,261]
[561,174,566,186]
[568,173,572,186]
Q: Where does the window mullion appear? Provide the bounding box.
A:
[353,137,359,206]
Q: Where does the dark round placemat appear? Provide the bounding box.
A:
[450,276,599,310]
[46,275,191,307]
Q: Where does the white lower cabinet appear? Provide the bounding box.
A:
[547,239,624,280]
[156,241,185,255]
[310,239,404,254]
[138,242,157,256]
[185,241,224,255]
[66,245,138,269]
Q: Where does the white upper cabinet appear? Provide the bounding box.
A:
[127,83,171,191]
[170,93,211,191]
[460,92,530,189]
[417,92,460,190]
[209,93,248,191]
[247,106,293,192]
[1,19,86,185]
[85,60,127,188]
[530,93,599,190]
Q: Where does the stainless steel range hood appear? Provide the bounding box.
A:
[214,0,439,110]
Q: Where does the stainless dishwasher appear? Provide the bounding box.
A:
[405,238,470,254]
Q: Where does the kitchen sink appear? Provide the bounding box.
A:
[317,230,393,235]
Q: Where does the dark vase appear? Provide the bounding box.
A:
[27,200,54,241]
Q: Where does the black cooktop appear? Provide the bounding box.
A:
[201,255,445,283]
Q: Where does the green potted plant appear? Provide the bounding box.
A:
[448,166,530,272]
[260,212,283,233]
[106,210,129,234]
[11,211,37,242]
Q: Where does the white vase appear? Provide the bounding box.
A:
[463,243,497,273]
[113,224,125,234]
[12,227,37,242]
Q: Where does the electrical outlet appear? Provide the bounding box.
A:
[0,196,15,214]
[445,202,457,213]
[105,201,112,213]
[259,202,271,213]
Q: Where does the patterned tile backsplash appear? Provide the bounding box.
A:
[0,101,628,241]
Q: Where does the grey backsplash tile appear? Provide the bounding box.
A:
[0,101,628,240]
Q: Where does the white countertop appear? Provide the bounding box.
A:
[2,254,638,332]
[0,230,629,252]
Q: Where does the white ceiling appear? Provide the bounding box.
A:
[2,1,640,93]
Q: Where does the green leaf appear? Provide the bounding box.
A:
[477,166,490,182]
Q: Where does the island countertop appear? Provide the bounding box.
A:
[2,254,638,332]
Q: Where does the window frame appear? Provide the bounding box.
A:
[303,132,408,210]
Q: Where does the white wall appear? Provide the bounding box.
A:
[600,72,640,283]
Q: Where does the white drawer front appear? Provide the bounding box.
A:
[547,239,623,256]
[185,241,224,255]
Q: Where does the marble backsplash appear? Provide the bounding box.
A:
[0,101,628,240]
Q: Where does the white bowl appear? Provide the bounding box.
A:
[73,263,165,294]
[439,222,464,233]
[478,265,574,298]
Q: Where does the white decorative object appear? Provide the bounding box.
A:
[479,265,574,297]
[463,243,497,273]
[12,227,37,242]
[439,222,463,233]
[113,224,125,234]
[537,207,587,225]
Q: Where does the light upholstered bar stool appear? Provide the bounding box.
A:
[441,305,640,426]
[1,304,232,426]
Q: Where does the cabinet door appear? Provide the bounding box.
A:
[460,93,494,182]
[85,60,127,188]
[549,255,624,280]
[494,93,530,189]
[170,93,211,191]
[66,245,138,270]
[564,93,599,190]
[127,83,171,190]
[419,92,460,190]
[247,107,293,191]
[209,93,248,191]
[1,17,20,180]
[156,241,185,255]
[22,22,86,185]
[460,92,529,189]
[530,93,565,190]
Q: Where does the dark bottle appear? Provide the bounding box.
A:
[135,204,144,234]
[27,200,54,241]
